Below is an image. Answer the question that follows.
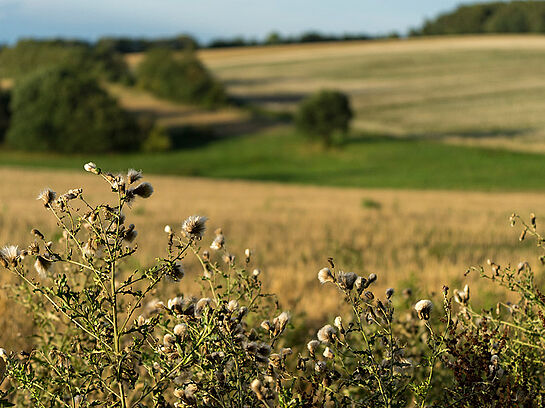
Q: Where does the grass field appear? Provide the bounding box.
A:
[2,127,545,191]
[1,167,543,349]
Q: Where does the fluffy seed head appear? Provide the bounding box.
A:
[317,324,336,343]
[1,245,21,267]
[338,271,358,290]
[414,299,433,320]
[127,169,143,184]
[318,268,335,284]
[227,300,239,312]
[131,182,154,198]
[182,215,208,240]
[34,256,53,278]
[174,323,187,337]
[164,225,172,234]
[334,316,343,332]
[210,234,224,250]
[307,340,320,356]
[37,188,56,207]
[272,311,290,336]
[323,347,335,359]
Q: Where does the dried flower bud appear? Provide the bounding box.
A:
[84,162,100,174]
[386,288,394,299]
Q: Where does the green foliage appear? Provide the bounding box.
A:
[0,90,9,143]
[295,90,353,146]
[5,129,545,191]
[95,34,199,54]
[416,1,545,35]
[6,66,142,153]
[142,124,173,152]
[0,39,131,82]
[136,49,226,107]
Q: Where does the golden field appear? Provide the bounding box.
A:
[0,166,542,348]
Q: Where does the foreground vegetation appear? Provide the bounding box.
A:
[1,163,545,406]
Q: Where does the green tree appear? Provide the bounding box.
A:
[295,90,353,146]
[6,66,141,153]
[136,49,226,107]
[0,90,9,143]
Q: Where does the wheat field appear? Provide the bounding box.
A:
[196,35,545,152]
[1,166,542,348]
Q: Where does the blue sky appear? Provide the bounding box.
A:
[0,0,502,44]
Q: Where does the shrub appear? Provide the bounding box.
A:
[0,90,9,143]
[1,163,545,406]
[136,49,226,107]
[6,66,142,153]
[142,124,173,152]
[295,90,353,146]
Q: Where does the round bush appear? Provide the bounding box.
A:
[295,89,353,146]
[136,49,226,107]
[6,66,141,153]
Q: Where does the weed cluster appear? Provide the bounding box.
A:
[0,163,544,407]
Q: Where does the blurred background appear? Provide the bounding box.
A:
[1,0,545,346]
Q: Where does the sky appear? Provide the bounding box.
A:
[0,0,503,45]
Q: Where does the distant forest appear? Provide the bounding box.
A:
[412,1,545,36]
[2,1,545,55]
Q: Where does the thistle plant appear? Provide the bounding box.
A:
[0,163,283,407]
[1,163,544,407]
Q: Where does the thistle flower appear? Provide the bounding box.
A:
[386,287,395,299]
[168,296,183,311]
[368,273,377,284]
[123,224,138,243]
[252,268,261,277]
[131,182,154,199]
[182,215,207,240]
[245,248,251,262]
[334,316,343,332]
[315,361,326,373]
[210,234,224,250]
[174,323,187,337]
[338,271,358,290]
[84,162,100,174]
[307,340,320,357]
[166,261,184,282]
[37,188,56,207]
[164,225,172,234]
[34,256,53,278]
[251,379,265,401]
[194,298,212,317]
[261,320,272,332]
[414,299,433,320]
[227,300,239,312]
[318,267,335,284]
[272,311,290,336]
[163,334,175,347]
[317,324,336,343]
[127,169,143,184]
[31,228,44,240]
[323,347,335,359]
[1,245,21,267]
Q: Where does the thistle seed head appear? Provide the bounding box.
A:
[318,267,335,284]
[182,215,208,240]
[414,299,433,320]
